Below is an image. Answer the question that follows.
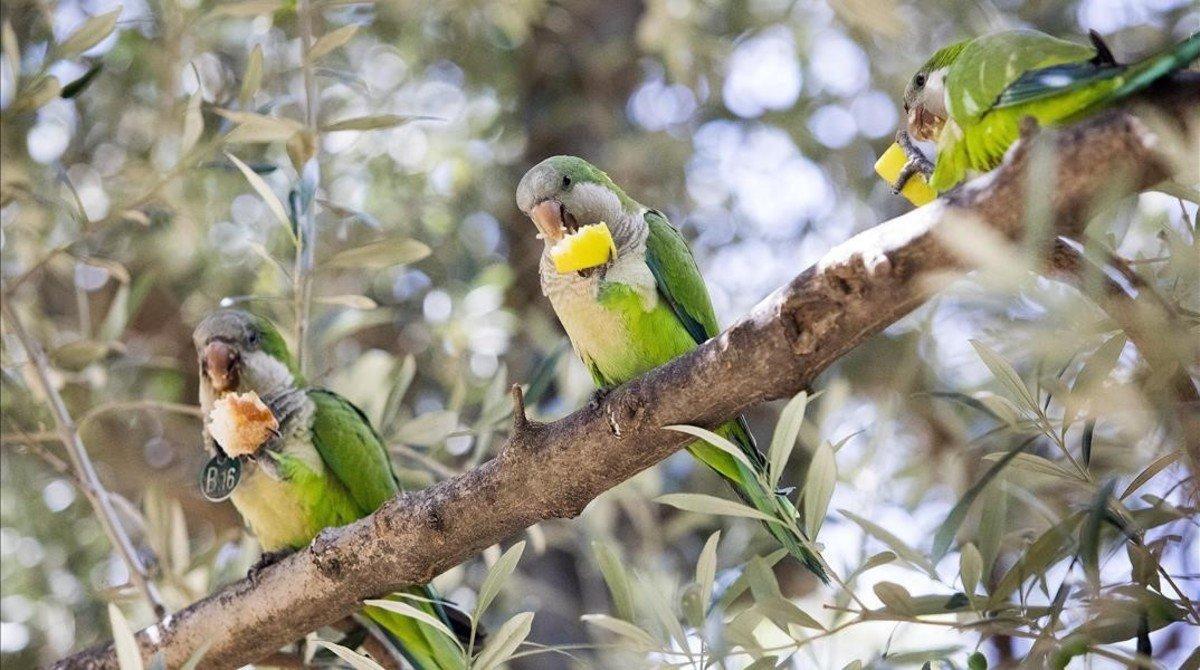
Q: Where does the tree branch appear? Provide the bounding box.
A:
[53,87,1198,669]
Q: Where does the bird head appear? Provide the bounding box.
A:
[193,309,299,399]
[903,39,968,142]
[516,155,641,253]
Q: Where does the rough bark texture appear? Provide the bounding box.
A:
[55,88,1198,670]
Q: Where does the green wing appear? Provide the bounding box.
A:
[946,30,1094,122]
[643,210,766,469]
[308,389,399,514]
[643,209,720,343]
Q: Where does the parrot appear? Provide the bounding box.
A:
[516,155,827,582]
[193,309,468,670]
[891,28,1200,194]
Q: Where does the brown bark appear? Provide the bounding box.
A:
[53,88,1198,669]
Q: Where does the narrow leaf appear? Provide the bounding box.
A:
[656,493,777,523]
[473,612,533,670]
[475,541,525,622]
[311,641,385,670]
[324,238,431,270]
[581,614,657,648]
[970,340,1038,416]
[840,509,935,576]
[1121,451,1181,500]
[180,92,203,155]
[768,391,808,488]
[363,599,460,647]
[931,436,1035,561]
[593,541,635,621]
[56,9,121,59]
[695,531,719,609]
[665,425,757,475]
[108,603,144,670]
[307,24,358,61]
[238,45,263,107]
[803,441,836,537]
[960,542,982,596]
[224,151,294,240]
[321,113,421,132]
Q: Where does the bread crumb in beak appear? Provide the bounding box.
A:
[208,391,279,457]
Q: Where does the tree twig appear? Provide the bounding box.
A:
[1,299,167,618]
[50,88,1199,669]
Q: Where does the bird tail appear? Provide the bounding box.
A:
[689,418,829,583]
[364,586,470,670]
[1112,31,1200,99]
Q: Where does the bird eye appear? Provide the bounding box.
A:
[914,73,926,88]
[561,175,571,189]
[248,331,260,347]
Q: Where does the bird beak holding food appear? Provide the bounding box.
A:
[530,199,566,244]
[203,340,240,394]
[907,105,944,143]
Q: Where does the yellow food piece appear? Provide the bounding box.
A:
[875,142,937,207]
[551,222,618,273]
[209,391,279,457]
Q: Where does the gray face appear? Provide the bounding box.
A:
[516,159,631,247]
[193,309,276,395]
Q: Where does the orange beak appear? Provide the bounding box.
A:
[530,200,566,243]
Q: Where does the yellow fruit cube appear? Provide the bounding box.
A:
[875,142,937,207]
[551,222,618,273]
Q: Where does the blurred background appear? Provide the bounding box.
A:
[1,0,1197,667]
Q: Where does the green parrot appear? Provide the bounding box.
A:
[194,309,468,669]
[892,29,1200,194]
[516,156,827,582]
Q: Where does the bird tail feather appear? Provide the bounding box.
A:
[365,586,469,670]
[1113,31,1200,99]
[689,420,829,583]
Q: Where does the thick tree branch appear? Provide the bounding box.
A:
[55,87,1198,669]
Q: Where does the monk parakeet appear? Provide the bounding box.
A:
[516,156,827,582]
[194,310,468,669]
[893,29,1200,194]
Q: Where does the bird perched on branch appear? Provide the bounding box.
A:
[516,155,827,582]
[194,309,468,669]
[891,28,1200,195]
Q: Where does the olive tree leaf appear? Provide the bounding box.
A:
[363,599,460,648]
[324,238,431,270]
[108,604,144,670]
[581,614,657,649]
[665,425,758,476]
[803,441,836,537]
[224,151,295,241]
[656,493,777,524]
[473,612,533,670]
[55,9,121,60]
[310,641,385,670]
[696,531,719,609]
[307,24,358,61]
[768,390,809,489]
[970,340,1038,416]
[475,540,525,623]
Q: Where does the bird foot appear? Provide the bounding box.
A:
[248,548,293,581]
[587,386,611,411]
[891,130,934,193]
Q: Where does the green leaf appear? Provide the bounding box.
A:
[321,113,423,132]
[581,614,657,649]
[970,340,1038,416]
[665,425,757,475]
[1069,332,1126,410]
[1120,450,1181,499]
[108,603,144,670]
[307,24,358,61]
[931,436,1035,561]
[695,531,719,610]
[51,340,112,370]
[768,390,809,488]
[840,509,935,576]
[238,45,263,107]
[310,641,385,670]
[55,9,121,60]
[846,550,896,582]
[592,541,635,621]
[717,549,787,610]
[802,441,835,537]
[758,597,824,631]
[324,238,431,270]
[224,151,294,241]
[960,542,982,596]
[474,541,525,623]
[314,294,377,310]
[656,493,778,524]
[473,612,533,670]
[982,452,1078,481]
[180,91,204,155]
[991,513,1083,602]
[209,0,284,17]
[363,599,460,647]
[872,581,915,616]
[394,409,458,447]
[9,75,61,114]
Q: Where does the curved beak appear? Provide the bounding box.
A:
[529,199,566,243]
[203,340,240,393]
[907,104,944,143]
